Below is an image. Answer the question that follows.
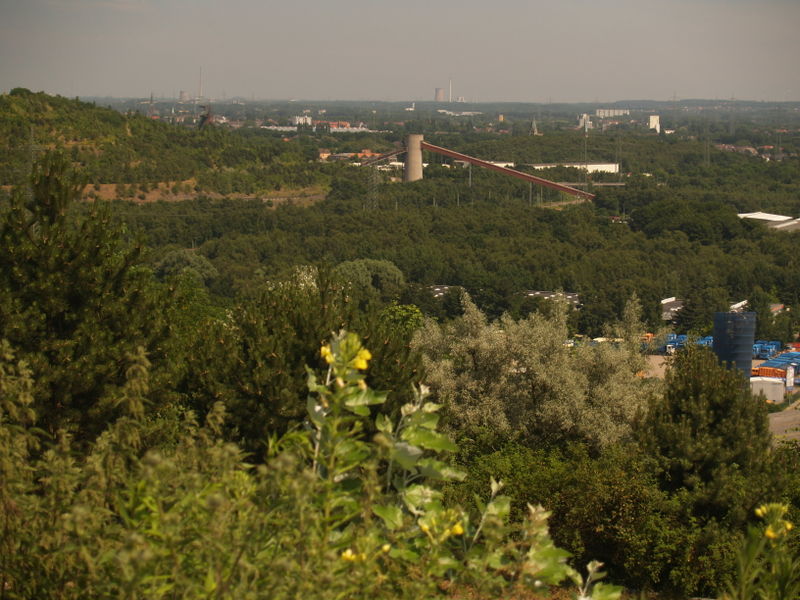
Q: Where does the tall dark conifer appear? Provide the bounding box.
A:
[0,152,175,440]
[641,346,774,522]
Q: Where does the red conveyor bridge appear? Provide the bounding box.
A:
[361,137,594,202]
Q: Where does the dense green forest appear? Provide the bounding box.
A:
[2,90,800,599]
[0,88,329,193]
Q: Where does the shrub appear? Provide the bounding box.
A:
[0,333,620,599]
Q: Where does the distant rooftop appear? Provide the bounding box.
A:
[738,212,800,232]
[661,297,684,321]
[770,219,800,232]
[523,291,581,306]
[738,212,793,222]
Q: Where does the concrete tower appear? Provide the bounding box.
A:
[404,134,423,182]
[649,115,661,134]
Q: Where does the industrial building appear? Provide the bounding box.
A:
[527,162,619,174]
[738,212,800,232]
[595,108,630,118]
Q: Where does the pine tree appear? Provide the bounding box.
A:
[641,346,774,523]
[674,285,729,335]
[0,152,176,440]
[635,346,779,594]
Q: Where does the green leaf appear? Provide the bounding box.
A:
[389,547,420,563]
[373,504,404,530]
[401,427,457,452]
[346,403,370,416]
[306,397,325,426]
[204,566,216,593]
[487,549,507,570]
[376,413,393,433]
[417,458,466,481]
[524,545,574,585]
[486,495,511,520]
[431,554,461,576]
[344,389,386,415]
[391,442,423,470]
[408,411,439,430]
[589,582,623,600]
[403,484,442,512]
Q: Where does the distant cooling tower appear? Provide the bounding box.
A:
[712,312,756,375]
[434,88,446,102]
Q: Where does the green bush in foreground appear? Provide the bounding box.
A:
[0,333,621,599]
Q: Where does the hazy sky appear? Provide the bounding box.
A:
[1,0,799,102]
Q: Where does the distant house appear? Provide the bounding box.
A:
[523,291,581,307]
[661,297,684,321]
[429,285,452,298]
[729,300,749,312]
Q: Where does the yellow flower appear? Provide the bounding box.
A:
[341,548,357,561]
[755,506,766,518]
[450,523,464,536]
[381,544,391,553]
[784,520,794,532]
[420,523,430,533]
[351,348,372,370]
[320,345,334,365]
[765,525,778,539]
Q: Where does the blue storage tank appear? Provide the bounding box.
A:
[713,312,756,375]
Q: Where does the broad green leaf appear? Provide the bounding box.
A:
[346,403,370,416]
[344,389,386,415]
[391,442,423,470]
[524,545,574,585]
[403,484,442,511]
[417,458,466,481]
[401,427,457,452]
[373,504,404,530]
[486,495,511,520]
[590,582,623,600]
[389,547,420,563]
[408,411,439,430]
